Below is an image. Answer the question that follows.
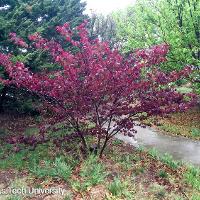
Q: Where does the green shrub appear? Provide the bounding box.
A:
[30,157,72,181]
[108,177,125,196]
[107,177,133,198]
[158,170,168,178]
[147,148,182,169]
[80,155,107,186]
[191,128,200,137]
[148,148,159,159]
[160,153,179,169]
[184,166,200,191]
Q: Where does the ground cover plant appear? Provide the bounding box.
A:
[0,125,199,200]
[0,21,197,158]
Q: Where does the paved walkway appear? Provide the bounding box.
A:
[116,126,200,166]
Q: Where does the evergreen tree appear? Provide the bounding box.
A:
[0,0,87,70]
[0,0,87,113]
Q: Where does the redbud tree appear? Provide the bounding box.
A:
[0,21,197,157]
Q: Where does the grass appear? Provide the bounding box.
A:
[80,155,106,185]
[7,197,23,200]
[112,138,123,145]
[0,127,200,199]
[30,157,72,181]
[4,177,29,200]
[0,143,50,170]
[149,183,166,199]
[158,170,168,178]
[156,188,167,199]
[191,128,200,137]
[72,155,107,192]
[160,124,200,140]
[160,124,181,135]
[184,165,200,191]
[64,193,74,200]
[148,148,182,169]
[160,153,181,169]
[107,177,134,198]
[112,154,138,170]
[143,107,200,140]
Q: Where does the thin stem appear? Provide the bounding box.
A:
[0,86,8,113]
[75,120,88,151]
[99,134,109,158]
[97,137,101,149]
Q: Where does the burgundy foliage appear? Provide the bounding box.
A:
[0,21,197,156]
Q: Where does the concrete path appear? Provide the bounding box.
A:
[116,126,200,166]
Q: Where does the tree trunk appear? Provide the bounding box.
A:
[0,86,7,113]
[77,131,88,151]
[99,136,109,158]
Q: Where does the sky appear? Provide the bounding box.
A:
[84,0,136,15]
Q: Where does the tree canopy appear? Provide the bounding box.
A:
[0,22,196,156]
[114,0,200,71]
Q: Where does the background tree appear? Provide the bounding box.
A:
[114,0,200,67]
[0,0,87,113]
[88,13,119,48]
